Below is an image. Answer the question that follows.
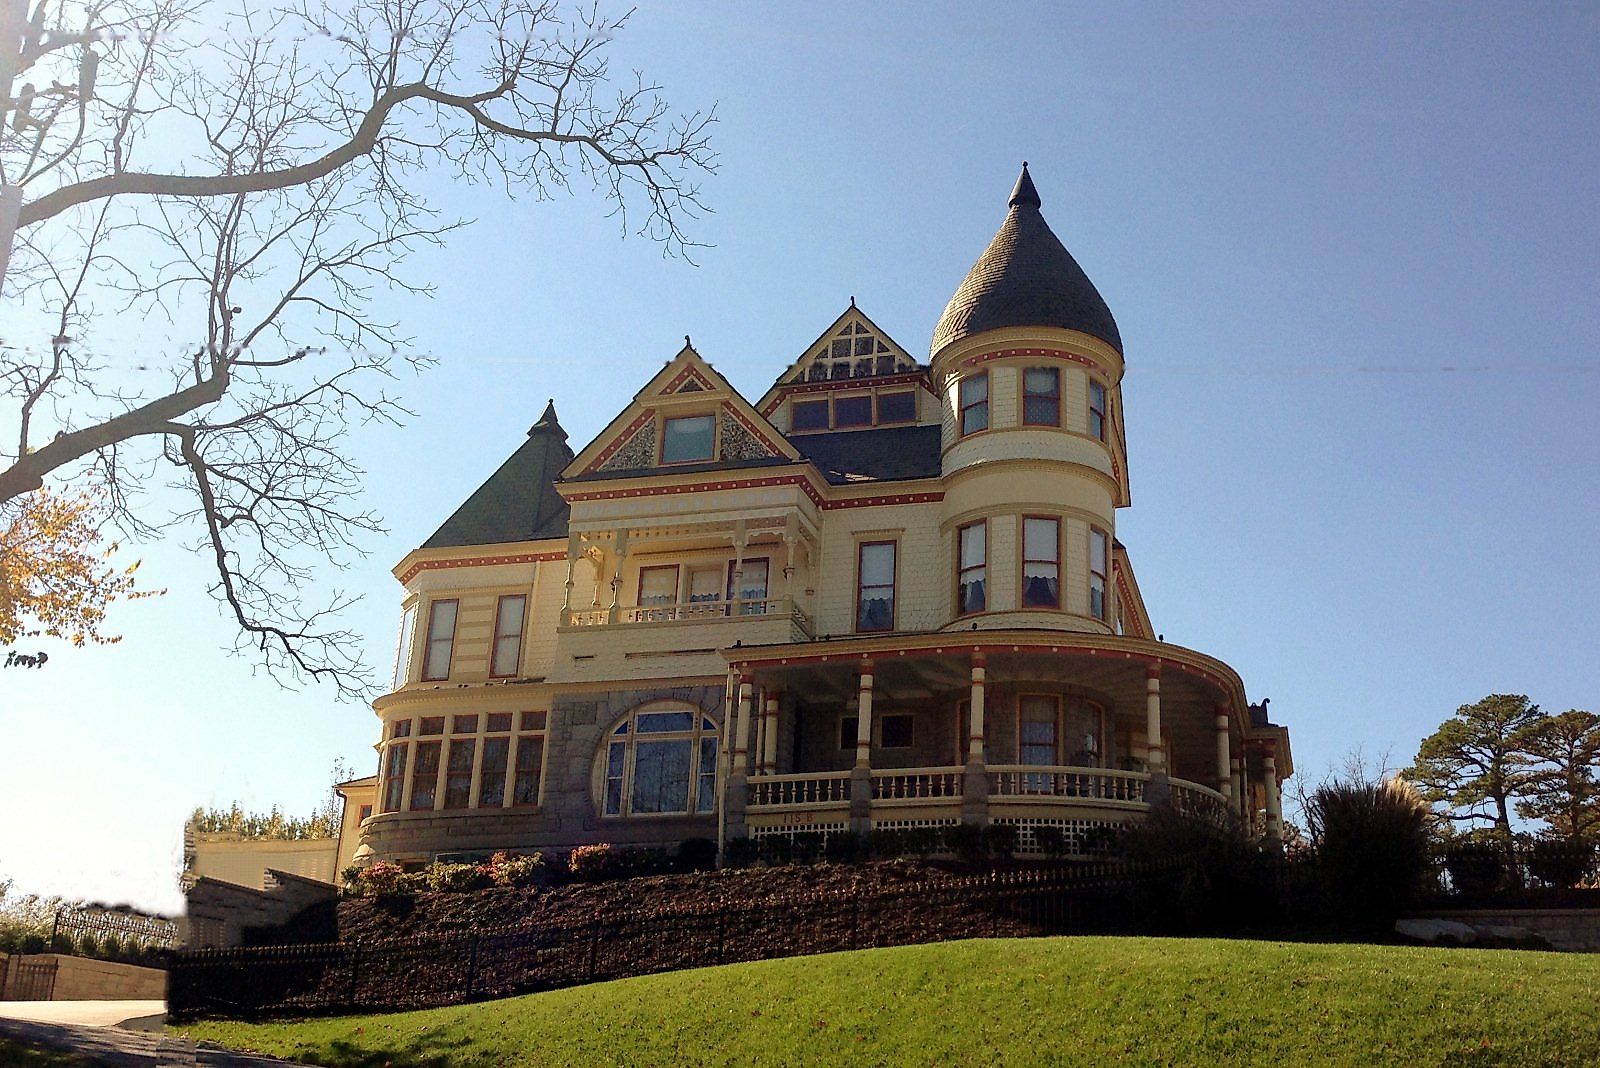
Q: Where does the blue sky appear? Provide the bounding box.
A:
[3,2,1597,914]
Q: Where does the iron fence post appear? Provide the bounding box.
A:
[347,944,360,1007]
[715,905,727,965]
[465,934,480,1001]
[586,918,601,982]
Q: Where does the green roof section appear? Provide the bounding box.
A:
[421,400,573,549]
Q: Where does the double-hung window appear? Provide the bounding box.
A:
[856,541,896,631]
[477,713,514,808]
[392,604,417,689]
[421,599,458,681]
[512,710,546,806]
[1090,528,1110,620]
[727,558,770,615]
[490,595,526,678]
[443,718,475,809]
[409,737,441,811]
[1022,517,1061,609]
[957,522,987,615]
[1089,380,1108,441]
[1019,695,1061,788]
[958,373,989,436]
[1023,367,1061,426]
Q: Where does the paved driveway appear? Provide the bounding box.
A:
[0,1002,309,1066]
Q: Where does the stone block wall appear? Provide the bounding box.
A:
[1426,908,1600,952]
[0,954,166,1000]
[184,868,338,949]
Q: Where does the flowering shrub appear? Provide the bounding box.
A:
[568,843,624,882]
[425,863,493,893]
[486,851,547,888]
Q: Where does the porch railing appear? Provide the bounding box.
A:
[747,772,851,809]
[566,598,812,636]
[871,768,965,802]
[988,766,1148,804]
[1167,776,1230,818]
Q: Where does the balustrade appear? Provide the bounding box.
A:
[870,768,965,801]
[988,765,1148,803]
[747,772,852,809]
[566,598,809,631]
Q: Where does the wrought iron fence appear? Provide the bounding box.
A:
[53,906,178,954]
[1,955,58,1000]
[169,864,1149,1021]
[1430,841,1599,905]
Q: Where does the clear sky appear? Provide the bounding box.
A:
[3,2,1596,915]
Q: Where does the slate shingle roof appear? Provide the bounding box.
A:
[931,164,1122,356]
[787,424,942,484]
[421,401,574,549]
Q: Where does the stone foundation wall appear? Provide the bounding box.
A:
[1423,908,1600,952]
[1,954,166,1000]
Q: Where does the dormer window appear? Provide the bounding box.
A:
[1023,367,1061,426]
[662,414,715,463]
[1089,380,1108,441]
[792,399,829,431]
[834,394,872,428]
[877,391,916,424]
[959,372,989,436]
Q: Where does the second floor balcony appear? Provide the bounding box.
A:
[565,596,814,638]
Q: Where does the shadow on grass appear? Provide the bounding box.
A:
[247,1029,484,1068]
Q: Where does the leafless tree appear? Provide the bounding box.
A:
[0,0,714,697]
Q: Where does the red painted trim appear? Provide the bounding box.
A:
[760,372,937,416]
[564,472,942,511]
[722,403,793,458]
[956,347,1099,371]
[1113,561,1148,639]
[662,364,716,394]
[582,410,655,474]
[399,551,564,585]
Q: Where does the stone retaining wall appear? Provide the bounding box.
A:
[1,954,166,1000]
[1422,908,1600,952]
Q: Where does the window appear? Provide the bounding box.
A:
[880,713,914,749]
[1022,517,1061,609]
[727,558,769,614]
[662,414,715,463]
[856,541,896,631]
[419,716,444,735]
[638,565,679,606]
[1089,380,1108,441]
[833,394,872,427]
[877,391,916,424]
[683,566,723,617]
[393,604,416,689]
[490,595,526,678]
[452,714,477,734]
[409,741,441,810]
[958,373,989,436]
[601,705,719,817]
[443,737,475,809]
[839,716,859,750]
[358,805,372,823]
[1019,695,1060,767]
[421,600,458,681]
[1090,527,1110,620]
[479,735,510,808]
[381,740,407,812]
[1023,367,1061,426]
[511,711,547,807]
[957,521,987,615]
[792,398,829,431]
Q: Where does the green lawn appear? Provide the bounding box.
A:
[177,936,1600,1067]
[0,1038,96,1066]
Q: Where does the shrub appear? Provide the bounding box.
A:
[1444,843,1507,897]
[100,935,124,959]
[867,828,907,859]
[1527,838,1594,889]
[486,851,547,888]
[983,824,1018,860]
[723,836,758,868]
[425,863,493,894]
[789,831,826,865]
[350,860,404,898]
[392,872,429,896]
[20,933,46,954]
[0,929,18,953]
[626,848,674,878]
[1114,803,1275,935]
[568,843,623,882]
[675,838,719,873]
[944,823,987,865]
[50,932,75,954]
[77,933,101,958]
[824,831,863,864]
[903,826,943,858]
[759,835,793,866]
[1032,825,1067,858]
[1307,776,1434,931]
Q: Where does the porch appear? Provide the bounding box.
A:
[721,633,1287,855]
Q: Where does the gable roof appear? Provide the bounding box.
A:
[786,424,942,484]
[931,163,1122,357]
[773,302,922,386]
[422,401,573,549]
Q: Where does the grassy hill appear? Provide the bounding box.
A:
[178,936,1600,1066]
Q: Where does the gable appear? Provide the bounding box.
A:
[565,342,799,480]
[775,304,921,387]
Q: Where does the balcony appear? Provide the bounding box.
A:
[565,597,813,638]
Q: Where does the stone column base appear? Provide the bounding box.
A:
[849,766,873,835]
[961,760,990,826]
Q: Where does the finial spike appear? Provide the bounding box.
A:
[1009,162,1041,209]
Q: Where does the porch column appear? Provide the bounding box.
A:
[1229,757,1243,815]
[1263,750,1283,846]
[967,655,987,763]
[606,530,629,625]
[962,653,991,826]
[1144,666,1165,772]
[1215,707,1232,802]
[761,695,779,775]
[850,659,874,835]
[734,676,755,777]
[723,671,753,842]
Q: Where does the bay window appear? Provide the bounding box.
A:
[421,599,458,681]
[489,595,527,678]
[1090,527,1109,620]
[1089,380,1108,441]
[409,740,440,810]
[1023,367,1061,426]
[959,372,989,436]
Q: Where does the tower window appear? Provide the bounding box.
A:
[421,599,458,681]
[1090,527,1110,620]
[1089,380,1108,441]
[662,414,716,463]
[1023,367,1061,426]
[959,373,989,436]
[1022,517,1061,609]
[957,521,987,615]
[490,595,526,678]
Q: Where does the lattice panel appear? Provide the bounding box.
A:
[992,816,1122,856]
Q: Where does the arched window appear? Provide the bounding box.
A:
[600,704,719,817]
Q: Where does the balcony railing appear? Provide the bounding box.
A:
[871,768,965,802]
[565,598,812,637]
[988,766,1148,804]
[748,772,852,809]
[1167,776,1230,817]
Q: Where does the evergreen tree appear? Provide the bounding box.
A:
[1405,694,1543,849]
[1516,709,1600,843]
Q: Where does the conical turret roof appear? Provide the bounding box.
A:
[931,164,1121,356]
